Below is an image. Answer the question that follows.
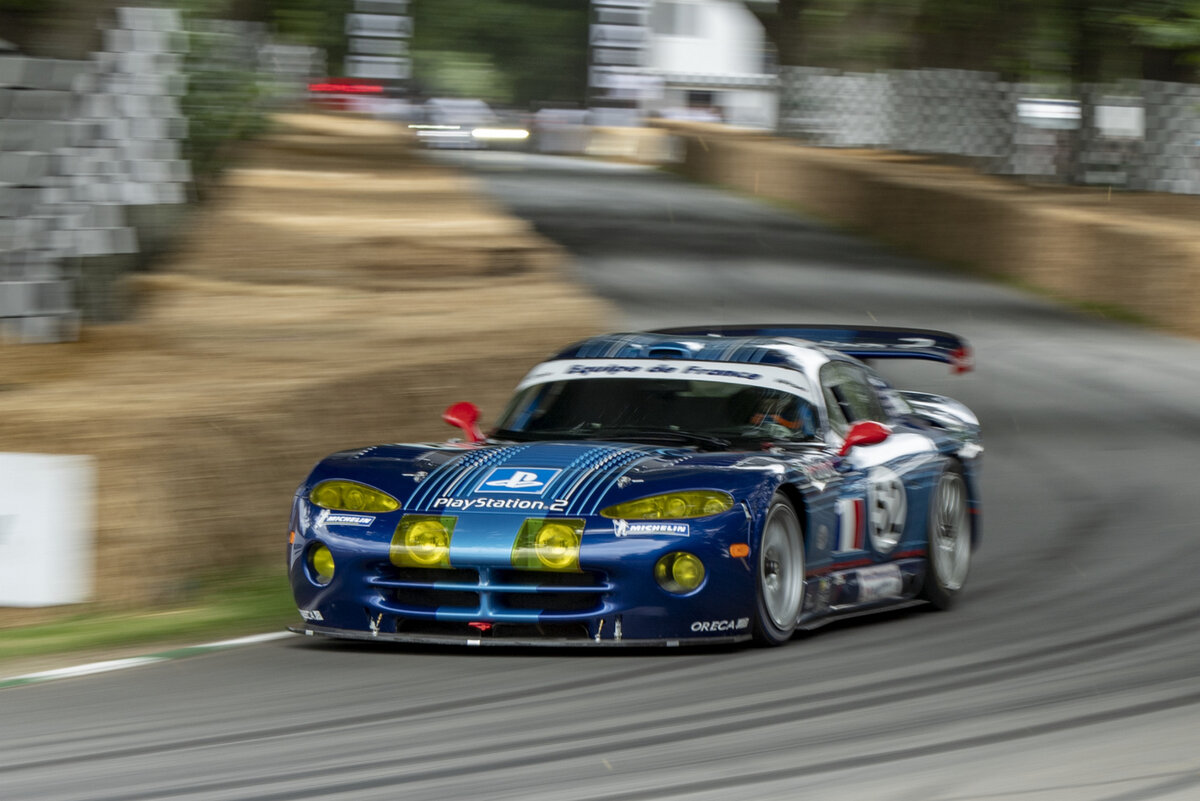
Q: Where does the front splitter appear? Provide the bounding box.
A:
[289,624,752,648]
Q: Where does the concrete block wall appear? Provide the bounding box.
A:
[778,67,1200,194]
[1134,81,1200,194]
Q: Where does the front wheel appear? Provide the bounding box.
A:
[921,463,971,609]
[753,495,805,646]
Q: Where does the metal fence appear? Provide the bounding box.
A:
[0,7,317,344]
[779,67,1200,195]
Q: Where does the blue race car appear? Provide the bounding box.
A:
[288,325,982,647]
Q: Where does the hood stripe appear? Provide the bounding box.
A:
[571,446,659,514]
[445,445,536,502]
[409,448,508,509]
[405,443,672,514]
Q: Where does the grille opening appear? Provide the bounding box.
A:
[494,622,591,639]
[393,619,591,640]
[384,566,480,585]
[494,569,605,588]
[498,593,602,613]
[392,587,479,611]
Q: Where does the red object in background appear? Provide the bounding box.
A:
[308,79,385,110]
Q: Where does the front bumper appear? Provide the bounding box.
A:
[289,504,758,645]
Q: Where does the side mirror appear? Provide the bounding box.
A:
[838,420,891,457]
[442,401,484,443]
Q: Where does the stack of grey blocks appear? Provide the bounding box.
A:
[345,0,412,82]
[1134,81,1200,195]
[0,55,92,343]
[0,7,189,342]
[779,67,1016,170]
[887,70,1015,169]
[778,68,891,148]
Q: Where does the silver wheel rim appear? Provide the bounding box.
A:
[760,505,804,630]
[931,472,970,590]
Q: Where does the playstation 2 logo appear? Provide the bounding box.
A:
[479,467,561,494]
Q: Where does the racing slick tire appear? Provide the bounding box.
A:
[753,494,805,646]
[921,462,971,610]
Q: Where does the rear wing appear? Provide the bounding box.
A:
[653,324,974,373]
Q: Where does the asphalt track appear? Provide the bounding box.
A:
[5,151,1200,800]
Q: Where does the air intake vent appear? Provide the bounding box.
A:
[647,344,691,359]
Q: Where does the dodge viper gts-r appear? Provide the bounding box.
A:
[288,324,982,647]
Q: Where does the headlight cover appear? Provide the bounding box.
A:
[390,516,457,568]
[309,480,400,513]
[601,490,734,520]
[512,518,584,571]
[308,543,336,585]
[655,551,705,594]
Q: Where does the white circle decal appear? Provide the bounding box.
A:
[868,466,907,553]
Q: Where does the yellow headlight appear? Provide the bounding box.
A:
[390,516,456,568]
[601,491,734,520]
[309,544,335,584]
[309,480,399,513]
[512,519,584,571]
[654,552,705,594]
[534,523,581,570]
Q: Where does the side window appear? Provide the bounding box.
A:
[820,363,888,434]
[819,364,851,436]
[840,365,887,422]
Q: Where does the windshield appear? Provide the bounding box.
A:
[494,378,819,445]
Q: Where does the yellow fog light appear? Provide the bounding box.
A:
[512,519,584,571]
[601,491,734,520]
[309,544,335,585]
[309,480,399,513]
[655,552,705,594]
[391,516,456,568]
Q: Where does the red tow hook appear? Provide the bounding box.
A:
[468,622,493,633]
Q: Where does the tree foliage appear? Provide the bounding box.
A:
[755,0,1200,82]
[409,0,588,107]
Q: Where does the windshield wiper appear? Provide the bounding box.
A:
[492,427,731,450]
[491,428,596,442]
[591,428,732,450]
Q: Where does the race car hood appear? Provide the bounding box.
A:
[305,440,774,517]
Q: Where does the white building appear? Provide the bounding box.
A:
[590,0,777,129]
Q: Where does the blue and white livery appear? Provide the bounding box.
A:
[288,324,982,647]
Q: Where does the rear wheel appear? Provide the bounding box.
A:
[753,494,805,646]
[921,463,971,609]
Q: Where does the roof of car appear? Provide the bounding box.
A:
[548,332,838,375]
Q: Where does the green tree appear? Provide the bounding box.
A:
[410,0,587,107]
[1122,0,1200,80]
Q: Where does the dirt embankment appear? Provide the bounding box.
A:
[0,113,611,617]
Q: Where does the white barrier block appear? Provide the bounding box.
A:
[0,152,51,184]
[0,56,32,88]
[0,280,29,315]
[9,89,74,120]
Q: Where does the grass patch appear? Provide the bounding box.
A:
[0,570,295,665]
